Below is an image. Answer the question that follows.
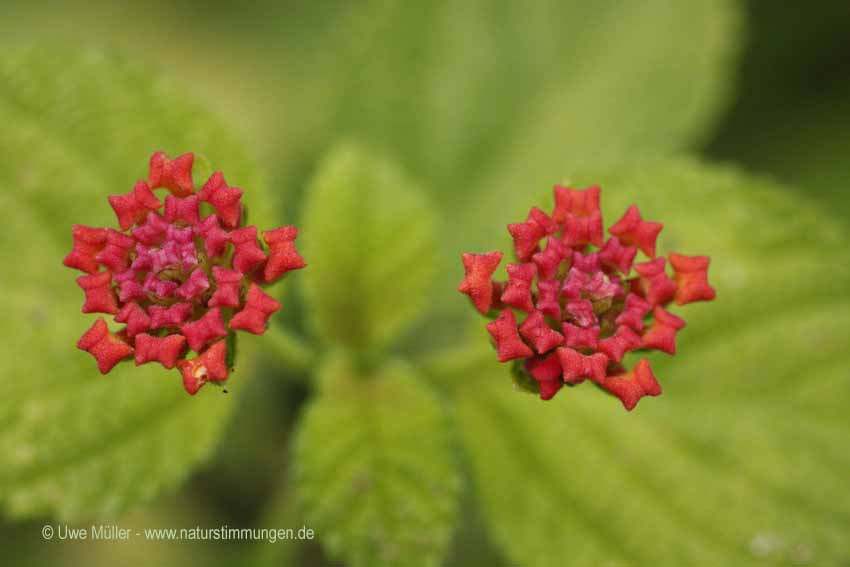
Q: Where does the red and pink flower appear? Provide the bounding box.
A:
[65,152,306,394]
[458,185,715,410]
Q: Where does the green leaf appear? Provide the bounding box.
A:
[268,1,740,215]
[0,46,273,520]
[300,145,438,349]
[292,354,460,567]
[449,159,850,565]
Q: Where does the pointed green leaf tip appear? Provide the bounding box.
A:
[292,354,460,567]
[450,159,850,566]
[300,144,438,349]
[0,46,269,520]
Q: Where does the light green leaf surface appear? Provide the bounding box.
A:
[0,47,272,521]
[270,0,740,220]
[292,354,460,567]
[300,145,437,349]
[449,159,850,566]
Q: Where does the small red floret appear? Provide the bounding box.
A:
[608,205,663,258]
[77,270,118,314]
[209,267,243,308]
[519,311,564,354]
[632,258,677,306]
[107,181,162,231]
[552,185,603,248]
[641,306,686,354]
[198,171,243,228]
[262,226,306,283]
[95,229,135,273]
[525,352,564,400]
[148,151,195,197]
[134,333,187,369]
[229,284,281,335]
[181,307,227,352]
[486,309,534,362]
[164,194,201,226]
[556,347,607,385]
[114,301,151,337]
[500,263,537,312]
[669,253,716,305]
[230,226,267,274]
[458,251,503,314]
[599,359,661,411]
[598,325,642,363]
[63,225,107,273]
[77,318,134,374]
[177,340,228,395]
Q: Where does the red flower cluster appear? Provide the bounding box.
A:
[64,152,306,394]
[458,186,714,410]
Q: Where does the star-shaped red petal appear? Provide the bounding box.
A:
[532,236,569,280]
[194,214,229,258]
[556,347,607,385]
[632,258,677,306]
[229,283,282,335]
[177,340,228,395]
[599,358,661,411]
[230,226,267,274]
[561,322,600,350]
[507,220,545,262]
[148,302,193,330]
[148,151,194,197]
[486,309,533,362]
[608,204,663,258]
[134,333,187,369]
[94,229,135,273]
[63,225,108,273]
[77,270,118,314]
[77,318,133,374]
[669,253,716,305]
[614,293,652,332]
[114,301,151,337]
[599,236,637,275]
[262,226,306,283]
[524,352,564,400]
[552,185,603,247]
[181,307,227,352]
[107,181,162,231]
[174,268,210,301]
[598,324,642,363]
[198,171,243,228]
[500,263,536,312]
[131,212,170,246]
[164,194,201,226]
[518,310,564,354]
[641,306,686,354]
[535,278,561,319]
[457,251,503,314]
[565,299,596,328]
[209,267,244,308]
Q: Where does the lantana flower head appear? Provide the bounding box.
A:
[458,185,715,410]
[65,152,306,395]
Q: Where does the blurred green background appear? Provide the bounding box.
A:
[1,1,848,566]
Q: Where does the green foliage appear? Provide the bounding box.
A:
[449,159,850,565]
[300,145,437,349]
[292,354,460,567]
[267,0,741,244]
[0,46,270,521]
